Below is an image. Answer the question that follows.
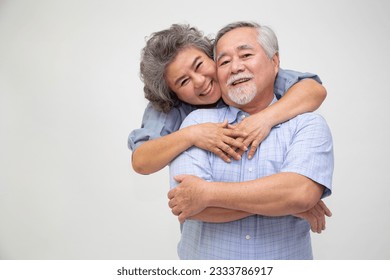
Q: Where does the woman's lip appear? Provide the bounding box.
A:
[200,80,213,96]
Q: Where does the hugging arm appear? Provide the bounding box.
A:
[132,121,247,174]
[231,74,327,159]
[131,105,247,175]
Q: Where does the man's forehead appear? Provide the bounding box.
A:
[216,28,258,48]
[216,44,255,61]
[216,29,259,61]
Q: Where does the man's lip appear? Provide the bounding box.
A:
[230,78,251,86]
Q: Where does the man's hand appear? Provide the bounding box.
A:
[168,174,210,223]
[293,200,332,233]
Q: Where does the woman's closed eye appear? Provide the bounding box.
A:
[180,78,189,87]
[195,61,203,71]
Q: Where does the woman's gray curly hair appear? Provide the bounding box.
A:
[140,24,214,112]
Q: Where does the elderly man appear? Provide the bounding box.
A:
[168,21,334,260]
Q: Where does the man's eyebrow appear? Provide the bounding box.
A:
[216,44,255,62]
[216,52,227,63]
[174,56,201,86]
[238,44,254,51]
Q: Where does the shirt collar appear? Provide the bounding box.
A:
[226,95,281,127]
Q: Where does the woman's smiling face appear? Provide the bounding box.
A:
[165,46,221,106]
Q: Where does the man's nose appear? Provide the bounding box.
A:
[231,58,245,73]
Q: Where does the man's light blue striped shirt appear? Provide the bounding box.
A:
[169,96,334,260]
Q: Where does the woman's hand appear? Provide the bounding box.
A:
[189,121,248,163]
[293,200,332,233]
[228,112,273,159]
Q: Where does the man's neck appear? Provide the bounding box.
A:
[236,91,274,115]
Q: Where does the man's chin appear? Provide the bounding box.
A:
[227,92,256,106]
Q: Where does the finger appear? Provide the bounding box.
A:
[311,204,325,232]
[168,198,176,208]
[227,123,237,130]
[247,136,265,159]
[223,128,247,139]
[167,189,175,199]
[308,214,319,233]
[218,120,229,128]
[296,212,317,233]
[311,204,322,220]
[247,145,257,160]
[212,147,232,163]
[236,148,245,157]
[315,204,326,230]
[178,212,187,224]
[217,144,241,161]
[174,174,186,183]
[313,205,325,232]
[232,138,248,152]
[171,206,181,216]
[318,200,332,217]
[223,136,247,153]
[227,137,246,158]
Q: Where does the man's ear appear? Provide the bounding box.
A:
[272,53,280,76]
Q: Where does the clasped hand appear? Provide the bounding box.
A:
[193,112,273,163]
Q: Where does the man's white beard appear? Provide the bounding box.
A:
[227,83,257,105]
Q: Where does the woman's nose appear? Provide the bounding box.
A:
[193,73,206,88]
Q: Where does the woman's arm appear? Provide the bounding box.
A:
[232,78,327,159]
[132,126,193,175]
[132,121,247,175]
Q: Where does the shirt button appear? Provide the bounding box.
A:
[245,235,251,240]
[241,114,246,119]
[248,168,253,172]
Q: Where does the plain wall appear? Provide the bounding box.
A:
[1,0,389,259]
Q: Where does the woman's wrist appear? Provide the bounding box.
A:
[252,108,275,129]
[181,125,198,147]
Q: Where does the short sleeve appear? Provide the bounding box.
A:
[128,102,187,151]
[281,113,334,198]
[274,68,322,99]
[169,112,213,189]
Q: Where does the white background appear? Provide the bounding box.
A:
[1,0,389,259]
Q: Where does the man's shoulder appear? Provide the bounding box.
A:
[285,112,331,134]
[294,112,327,123]
[181,107,227,127]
